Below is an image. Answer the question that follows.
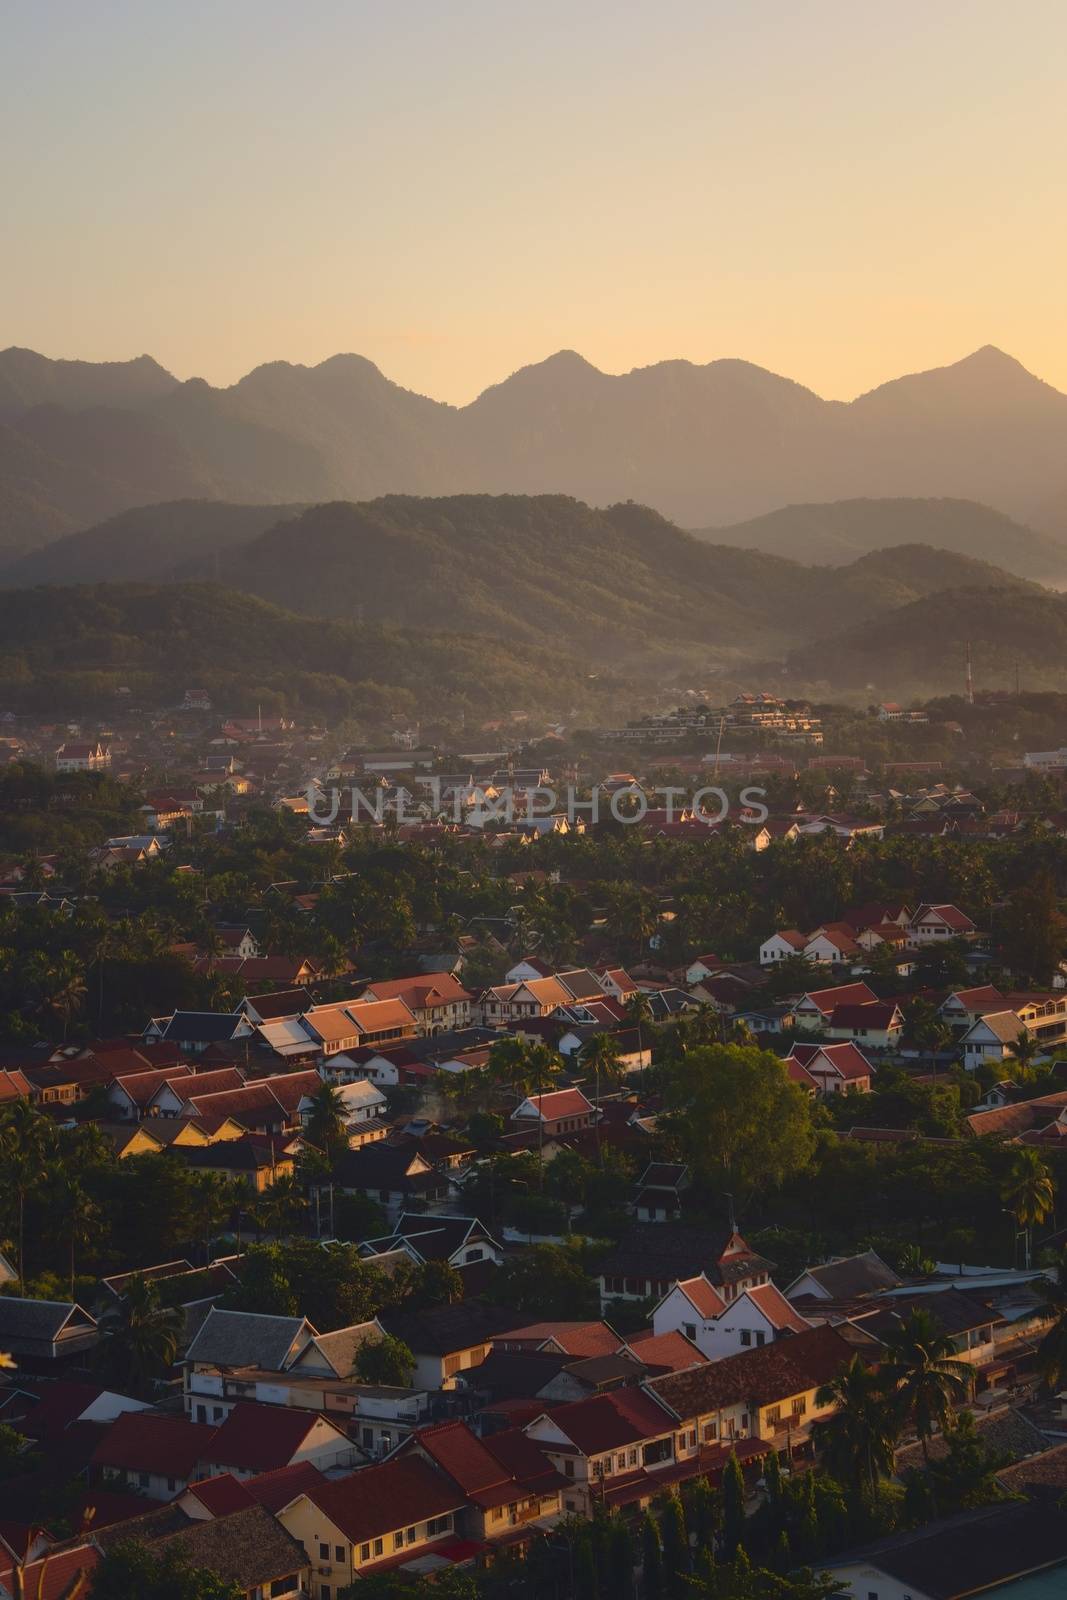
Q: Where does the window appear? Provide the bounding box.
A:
[427,1516,451,1537]
[320,1589,330,1600]
[740,1329,752,1347]
[703,1421,718,1441]
[360,1545,370,1563]
[167,1478,177,1492]
[394,1533,404,1551]
[628,1449,638,1466]
[683,1323,697,1341]
[465,1247,484,1263]
[362,1428,374,1448]
[319,1545,329,1561]
[405,1527,416,1545]
[138,1472,150,1488]
[335,1547,344,1563]
[564,1460,574,1478]
[792,1397,807,1418]
[755,1330,765,1347]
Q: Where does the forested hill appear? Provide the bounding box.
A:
[0,494,1035,672]
[0,583,610,721]
[696,497,1067,584]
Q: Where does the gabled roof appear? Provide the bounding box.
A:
[829,1002,902,1031]
[910,902,976,932]
[788,1041,876,1080]
[663,1275,727,1320]
[513,1087,594,1121]
[786,1249,901,1300]
[184,1307,315,1371]
[625,1330,708,1372]
[795,981,878,1016]
[92,1410,215,1478]
[379,1300,522,1356]
[537,1387,675,1454]
[496,1322,623,1358]
[0,1544,99,1600]
[741,1282,812,1334]
[649,1324,881,1416]
[597,1226,772,1288]
[288,1455,465,1545]
[943,985,1005,1012]
[208,1401,341,1473]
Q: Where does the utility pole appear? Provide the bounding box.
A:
[965,641,974,707]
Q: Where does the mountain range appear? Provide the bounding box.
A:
[3,343,1067,561]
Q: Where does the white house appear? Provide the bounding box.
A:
[758,931,807,967]
[960,1011,1030,1068]
[299,1077,387,1134]
[651,1274,811,1360]
[908,903,977,945]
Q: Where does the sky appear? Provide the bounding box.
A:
[3,0,1066,404]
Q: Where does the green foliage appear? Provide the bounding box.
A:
[352,1333,416,1387]
[224,1240,388,1331]
[660,1044,816,1197]
[89,1539,242,1599]
[490,1241,599,1320]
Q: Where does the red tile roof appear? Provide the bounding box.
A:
[517,1088,594,1120]
[669,1275,727,1319]
[208,1401,336,1474]
[626,1330,708,1372]
[742,1282,813,1334]
[788,1041,876,1081]
[293,1456,465,1544]
[92,1411,215,1478]
[538,1388,674,1455]
[497,1321,622,1358]
[0,1545,99,1600]
[797,981,878,1015]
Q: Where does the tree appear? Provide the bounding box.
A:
[490,1242,599,1319]
[660,1045,815,1198]
[95,1273,183,1397]
[0,1101,56,1284]
[303,1080,351,1163]
[658,1492,689,1596]
[580,1033,623,1164]
[640,1510,662,1600]
[927,1409,1011,1513]
[721,1449,746,1560]
[393,1258,464,1310]
[1010,1030,1042,1078]
[997,874,1067,985]
[881,1308,973,1469]
[1002,1147,1055,1269]
[624,990,655,1069]
[815,1355,897,1502]
[44,1173,100,1300]
[89,1540,242,1599]
[352,1333,416,1387]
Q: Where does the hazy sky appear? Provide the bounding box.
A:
[4,0,1066,403]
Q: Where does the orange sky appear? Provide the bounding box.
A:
[4,0,1066,402]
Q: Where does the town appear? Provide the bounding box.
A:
[1,690,1067,1600]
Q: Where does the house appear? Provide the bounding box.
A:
[791,982,879,1031]
[92,1410,217,1499]
[402,1418,564,1542]
[332,1145,450,1218]
[852,1290,997,1378]
[478,977,575,1026]
[785,1249,902,1306]
[960,1011,1032,1068]
[511,1088,596,1137]
[651,1274,811,1359]
[199,1401,357,1480]
[146,1067,247,1118]
[300,997,418,1055]
[596,1225,774,1309]
[0,1298,98,1369]
[634,1163,691,1223]
[784,1042,875,1094]
[823,1500,1067,1600]
[298,1077,387,1141]
[647,1322,881,1458]
[360,974,473,1036]
[277,1455,468,1591]
[96,1503,310,1600]
[178,1135,297,1190]
[939,985,1007,1030]
[55,740,111,772]
[966,1090,1067,1141]
[184,1309,318,1422]
[377,1300,523,1391]
[757,931,806,968]
[826,1002,904,1049]
[908,903,977,945]
[804,924,862,965]
[148,1011,255,1055]
[378,1213,506,1273]
[523,1386,679,1517]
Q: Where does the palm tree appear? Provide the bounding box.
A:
[303,1080,350,1162]
[1003,1147,1055,1269]
[44,1175,100,1301]
[881,1308,973,1466]
[0,1101,55,1285]
[1012,1030,1042,1077]
[580,1033,623,1166]
[624,990,655,1078]
[815,1353,898,1500]
[95,1272,183,1396]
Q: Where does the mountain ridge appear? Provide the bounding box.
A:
[2,343,1067,551]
